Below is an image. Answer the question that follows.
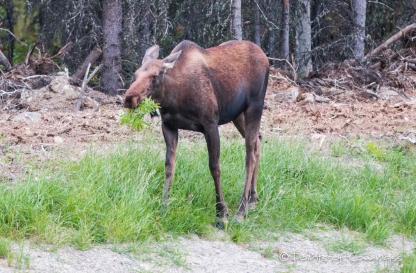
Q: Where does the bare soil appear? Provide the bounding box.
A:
[2,70,416,145]
[1,69,416,272]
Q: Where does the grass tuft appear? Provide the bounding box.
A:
[0,238,13,265]
[401,250,416,273]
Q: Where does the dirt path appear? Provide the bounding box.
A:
[0,229,412,273]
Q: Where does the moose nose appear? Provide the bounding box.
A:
[124,96,138,109]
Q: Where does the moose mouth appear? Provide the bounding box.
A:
[123,96,140,109]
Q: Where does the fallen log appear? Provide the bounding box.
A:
[365,23,416,60]
[403,58,416,65]
[70,47,102,86]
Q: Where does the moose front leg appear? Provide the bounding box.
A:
[204,124,228,225]
[162,123,178,203]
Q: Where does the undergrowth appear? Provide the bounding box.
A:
[0,134,416,249]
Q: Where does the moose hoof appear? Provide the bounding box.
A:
[213,217,228,229]
[248,202,256,211]
[234,213,244,224]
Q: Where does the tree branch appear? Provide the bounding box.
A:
[0,28,27,46]
[75,63,91,112]
[0,48,12,71]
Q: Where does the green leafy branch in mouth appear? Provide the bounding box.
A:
[120,97,160,132]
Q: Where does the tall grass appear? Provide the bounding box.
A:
[0,134,415,247]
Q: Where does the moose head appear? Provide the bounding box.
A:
[124,45,182,109]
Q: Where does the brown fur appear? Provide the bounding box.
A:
[124,40,269,223]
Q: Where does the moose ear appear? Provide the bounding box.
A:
[161,50,182,73]
[142,45,160,64]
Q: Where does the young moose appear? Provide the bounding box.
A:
[124,40,269,224]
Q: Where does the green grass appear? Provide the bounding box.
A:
[0,237,13,265]
[327,236,366,255]
[0,238,30,268]
[401,250,416,273]
[0,134,416,248]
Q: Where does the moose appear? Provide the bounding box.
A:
[124,40,269,224]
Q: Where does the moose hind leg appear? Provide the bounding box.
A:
[233,113,261,210]
[248,132,262,210]
[235,107,262,222]
[204,124,228,224]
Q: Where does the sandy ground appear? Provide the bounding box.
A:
[1,71,416,272]
[0,229,412,273]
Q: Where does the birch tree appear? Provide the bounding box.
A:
[253,0,261,46]
[231,0,242,40]
[280,0,290,69]
[351,0,367,61]
[296,0,312,76]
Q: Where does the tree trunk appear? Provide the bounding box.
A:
[100,0,123,96]
[267,30,276,66]
[4,0,14,65]
[140,13,151,58]
[280,0,290,70]
[70,47,102,86]
[231,0,242,40]
[311,0,322,47]
[296,0,312,77]
[351,0,367,61]
[253,0,261,46]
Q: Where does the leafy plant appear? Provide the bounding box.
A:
[119,97,160,132]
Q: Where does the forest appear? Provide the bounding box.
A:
[0,0,414,95]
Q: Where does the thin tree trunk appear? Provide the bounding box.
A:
[140,13,151,58]
[5,0,14,65]
[280,0,290,70]
[231,0,242,40]
[253,0,261,46]
[311,1,323,47]
[296,0,312,76]
[351,0,367,61]
[100,0,123,96]
[267,30,276,66]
